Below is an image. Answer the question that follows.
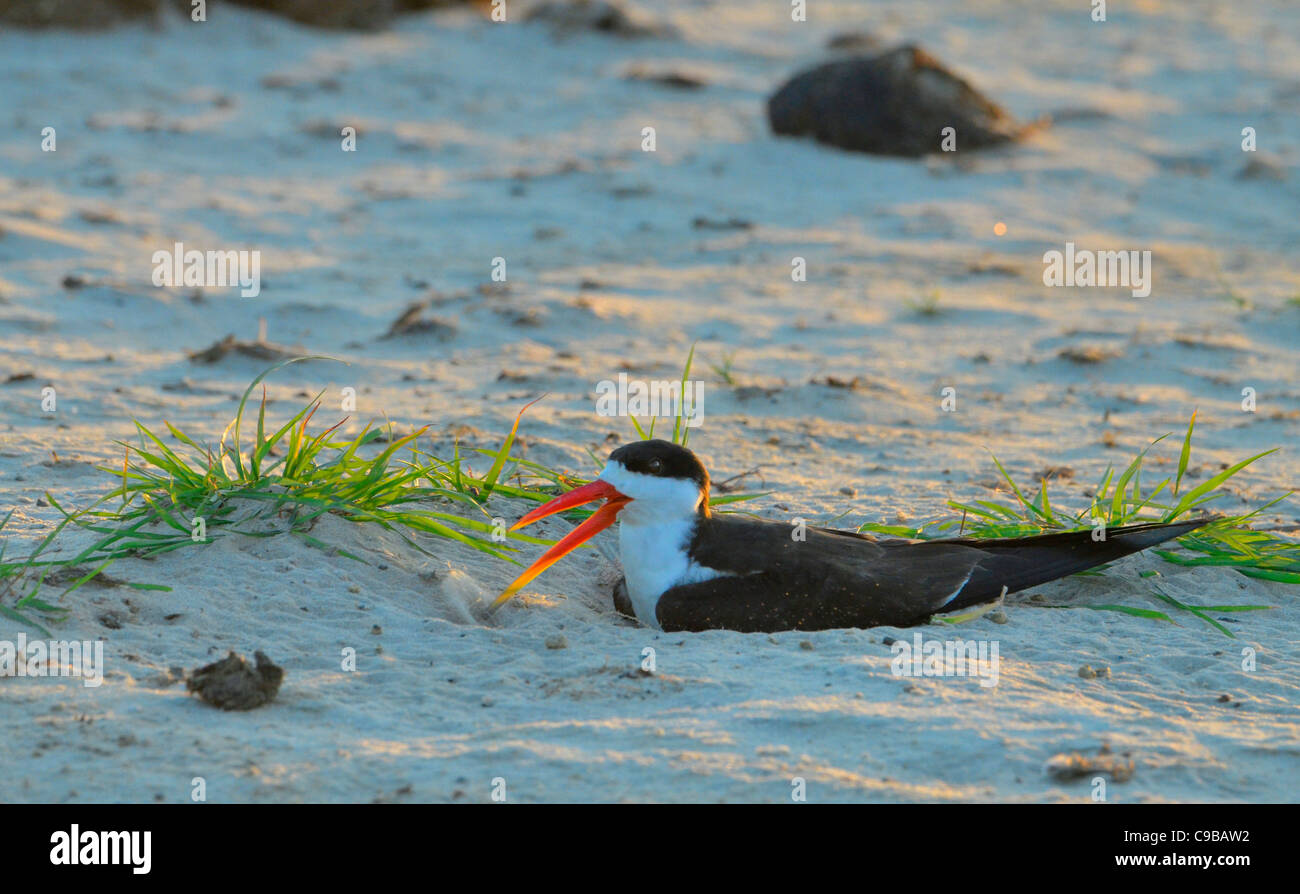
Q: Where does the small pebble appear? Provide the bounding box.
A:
[1078,665,1097,679]
[1046,750,1135,782]
[988,610,1008,624]
[799,640,814,651]
[545,634,567,650]
[371,625,382,635]
[1237,155,1287,181]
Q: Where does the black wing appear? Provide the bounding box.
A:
[655,516,1207,632]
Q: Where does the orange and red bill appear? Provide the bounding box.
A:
[492,480,630,608]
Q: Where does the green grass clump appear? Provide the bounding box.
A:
[905,289,943,316]
[75,357,536,562]
[859,412,1296,634]
[710,351,738,386]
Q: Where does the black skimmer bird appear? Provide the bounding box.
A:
[496,440,1207,633]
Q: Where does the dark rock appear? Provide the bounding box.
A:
[826,31,882,53]
[624,66,705,89]
[767,45,1029,157]
[1058,344,1119,365]
[1045,748,1135,782]
[186,650,284,711]
[692,216,752,231]
[380,301,458,340]
[187,334,300,363]
[1237,154,1287,181]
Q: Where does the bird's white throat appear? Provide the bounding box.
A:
[598,461,725,628]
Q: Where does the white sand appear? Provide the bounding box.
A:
[1,0,1298,802]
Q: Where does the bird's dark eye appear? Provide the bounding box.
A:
[647,458,663,474]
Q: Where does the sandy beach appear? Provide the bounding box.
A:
[1,0,1298,803]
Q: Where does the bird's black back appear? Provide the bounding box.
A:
[655,515,1208,632]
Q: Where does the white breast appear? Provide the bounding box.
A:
[595,459,732,629]
[618,517,730,629]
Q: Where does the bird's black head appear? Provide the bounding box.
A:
[495,439,711,607]
[606,439,711,515]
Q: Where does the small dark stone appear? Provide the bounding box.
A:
[380,301,458,340]
[826,31,882,53]
[1046,749,1135,782]
[188,334,299,364]
[186,650,284,711]
[625,67,705,89]
[1236,155,1287,182]
[525,0,675,38]
[767,45,1030,157]
[692,216,752,231]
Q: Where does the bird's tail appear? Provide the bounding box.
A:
[945,518,1209,610]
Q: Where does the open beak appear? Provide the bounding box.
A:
[492,480,631,608]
